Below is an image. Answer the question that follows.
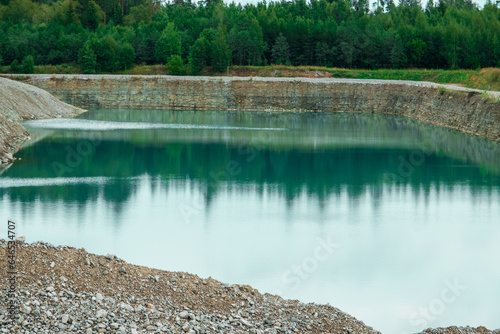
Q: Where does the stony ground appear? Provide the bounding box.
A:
[0,240,381,334]
[1,240,498,334]
[419,327,500,334]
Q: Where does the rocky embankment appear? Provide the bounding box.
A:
[5,74,500,142]
[1,240,498,334]
[0,240,380,334]
[0,77,84,166]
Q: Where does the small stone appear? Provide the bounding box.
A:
[119,302,134,312]
[179,311,190,319]
[96,309,107,318]
[120,267,126,273]
[62,315,69,324]
[20,304,31,314]
[240,318,253,327]
[106,254,116,260]
[50,262,55,268]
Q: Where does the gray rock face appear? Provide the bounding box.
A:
[10,74,500,142]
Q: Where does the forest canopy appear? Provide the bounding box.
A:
[0,0,499,74]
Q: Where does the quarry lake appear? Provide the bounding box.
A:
[2,108,500,333]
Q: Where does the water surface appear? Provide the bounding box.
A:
[1,109,500,333]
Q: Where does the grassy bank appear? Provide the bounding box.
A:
[230,66,500,91]
[1,64,499,91]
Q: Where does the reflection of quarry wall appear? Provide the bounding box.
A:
[11,75,500,141]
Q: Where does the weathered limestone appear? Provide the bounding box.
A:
[10,75,499,142]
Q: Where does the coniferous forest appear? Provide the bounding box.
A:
[0,0,499,74]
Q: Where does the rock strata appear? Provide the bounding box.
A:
[6,74,500,141]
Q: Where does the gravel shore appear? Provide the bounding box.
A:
[1,240,381,334]
[1,240,499,334]
[0,77,84,165]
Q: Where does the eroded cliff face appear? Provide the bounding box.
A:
[0,77,85,166]
[6,75,500,142]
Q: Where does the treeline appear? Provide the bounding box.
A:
[0,0,499,74]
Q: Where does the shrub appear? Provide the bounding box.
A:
[21,55,35,74]
[78,41,97,74]
[10,59,20,73]
[481,90,490,101]
[167,55,185,75]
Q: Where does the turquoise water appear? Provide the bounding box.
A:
[1,109,500,333]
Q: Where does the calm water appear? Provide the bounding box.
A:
[2,109,500,333]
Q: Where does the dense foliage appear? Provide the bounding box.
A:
[0,0,499,74]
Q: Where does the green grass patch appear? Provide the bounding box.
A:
[34,64,82,74]
[120,64,167,75]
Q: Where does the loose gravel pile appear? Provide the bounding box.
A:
[0,240,380,334]
[0,77,84,165]
[1,240,498,333]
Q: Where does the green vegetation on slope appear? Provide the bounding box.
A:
[230,66,500,91]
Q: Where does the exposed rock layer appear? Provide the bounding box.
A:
[7,75,500,142]
[0,77,84,165]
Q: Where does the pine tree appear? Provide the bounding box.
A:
[78,41,97,74]
[167,55,185,75]
[81,0,101,30]
[21,55,34,74]
[112,3,123,25]
[211,23,230,73]
[272,33,290,65]
[407,38,427,67]
[66,0,79,25]
[10,59,20,73]
[155,22,182,64]
[188,36,210,75]
[391,36,407,68]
